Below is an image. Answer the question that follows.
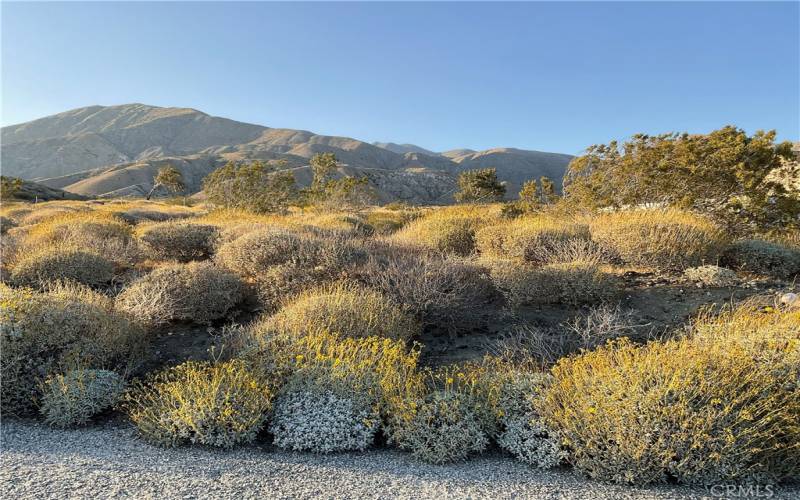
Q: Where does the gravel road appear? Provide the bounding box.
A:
[2,420,796,499]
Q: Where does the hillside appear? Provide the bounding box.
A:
[1,104,573,202]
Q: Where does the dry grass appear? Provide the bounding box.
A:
[391,205,499,255]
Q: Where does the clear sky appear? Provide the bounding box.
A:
[2,1,798,154]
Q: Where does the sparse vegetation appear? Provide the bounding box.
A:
[39,369,125,428]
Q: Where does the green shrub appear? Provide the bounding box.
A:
[263,282,420,342]
[115,262,243,327]
[683,265,738,287]
[590,209,728,270]
[10,248,114,288]
[39,369,125,428]
[538,306,800,485]
[722,239,800,279]
[488,259,618,306]
[1,282,145,415]
[123,360,272,448]
[138,222,219,262]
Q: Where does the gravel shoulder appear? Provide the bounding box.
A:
[2,420,797,499]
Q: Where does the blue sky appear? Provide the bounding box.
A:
[2,1,798,154]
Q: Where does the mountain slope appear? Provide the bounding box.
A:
[2,104,573,202]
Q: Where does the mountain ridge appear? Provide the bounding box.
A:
[1,104,574,204]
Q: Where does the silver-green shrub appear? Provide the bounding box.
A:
[684,265,738,287]
[723,239,800,279]
[11,248,114,288]
[494,373,564,468]
[270,388,379,453]
[396,389,488,464]
[39,369,125,428]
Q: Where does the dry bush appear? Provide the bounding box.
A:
[137,222,219,262]
[490,305,649,365]
[392,206,498,255]
[365,209,420,235]
[15,206,86,226]
[589,209,728,270]
[123,360,272,448]
[112,208,194,225]
[357,247,497,334]
[115,262,243,327]
[488,259,619,306]
[0,215,17,234]
[10,248,115,288]
[1,282,146,415]
[683,265,738,287]
[476,216,590,263]
[722,239,800,279]
[539,305,800,485]
[215,229,322,277]
[261,282,420,342]
[303,213,374,236]
[21,211,140,266]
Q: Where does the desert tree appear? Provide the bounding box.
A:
[203,160,298,213]
[563,126,798,231]
[454,168,506,203]
[147,165,186,200]
[0,176,23,200]
[303,152,376,213]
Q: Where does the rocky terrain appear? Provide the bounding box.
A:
[1,104,573,202]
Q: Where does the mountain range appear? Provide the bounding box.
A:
[1,104,574,203]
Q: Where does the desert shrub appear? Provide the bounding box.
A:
[304,213,374,236]
[358,250,497,334]
[539,306,800,485]
[270,388,378,453]
[684,265,738,287]
[16,206,83,226]
[38,369,125,428]
[561,304,650,349]
[115,262,243,327]
[263,282,420,342]
[476,216,590,263]
[241,328,423,438]
[252,264,323,312]
[488,259,618,306]
[10,248,114,288]
[137,222,219,262]
[392,207,497,255]
[23,211,140,266]
[216,229,364,279]
[722,239,800,279]
[112,208,193,225]
[123,360,271,448]
[0,215,16,234]
[589,209,728,270]
[492,370,564,468]
[392,368,489,464]
[0,282,145,415]
[365,211,407,235]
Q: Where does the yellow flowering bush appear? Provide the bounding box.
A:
[539,304,800,485]
[123,360,272,448]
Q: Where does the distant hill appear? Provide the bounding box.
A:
[1,177,89,202]
[1,104,573,203]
